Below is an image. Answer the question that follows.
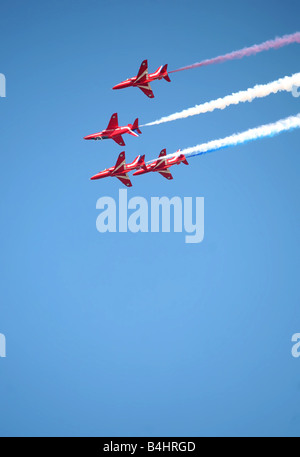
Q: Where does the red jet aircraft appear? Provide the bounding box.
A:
[133,149,189,180]
[112,60,171,98]
[90,151,146,187]
[84,113,141,146]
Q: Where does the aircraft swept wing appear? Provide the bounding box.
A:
[134,60,154,98]
[153,148,167,168]
[135,60,148,84]
[112,135,125,146]
[112,151,126,174]
[137,83,154,99]
[106,113,119,130]
[115,173,132,187]
[158,169,173,180]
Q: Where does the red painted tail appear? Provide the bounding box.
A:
[132,118,142,134]
[161,64,171,82]
[179,154,189,165]
[138,154,147,170]
[130,154,144,169]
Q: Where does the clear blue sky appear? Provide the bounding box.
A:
[0,0,300,437]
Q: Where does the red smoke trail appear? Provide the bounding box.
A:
[169,32,300,73]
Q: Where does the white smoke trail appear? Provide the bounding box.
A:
[143,73,300,127]
[148,114,300,163]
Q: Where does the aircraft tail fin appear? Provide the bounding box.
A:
[161,64,171,82]
[132,118,142,134]
[130,154,144,168]
[133,154,147,171]
[179,154,189,165]
[138,154,147,170]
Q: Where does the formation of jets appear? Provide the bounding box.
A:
[90,149,188,187]
[84,59,185,186]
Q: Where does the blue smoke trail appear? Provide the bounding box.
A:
[155,114,300,163]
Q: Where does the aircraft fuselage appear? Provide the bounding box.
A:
[84,125,134,141]
[113,67,165,91]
